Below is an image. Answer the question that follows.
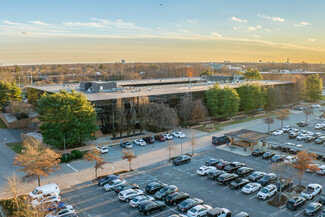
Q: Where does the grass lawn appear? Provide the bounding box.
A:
[6,142,23,154]
[0,118,7,129]
[194,113,271,133]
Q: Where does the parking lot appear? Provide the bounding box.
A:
[61,144,324,217]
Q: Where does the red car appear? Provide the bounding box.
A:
[154,135,166,142]
[216,161,230,170]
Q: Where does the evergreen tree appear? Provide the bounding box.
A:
[236,84,266,114]
[38,90,98,149]
[305,74,323,101]
[243,68,263,80]
[0,81,22,110]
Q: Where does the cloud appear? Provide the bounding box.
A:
[307,38,315,42]
[186,18,198,24]
[178,28,189,33]
[30,21,50,26]
[295,21,310,27]
[233,26,240,30]
[264,28,271,32]
[231,17,247,23]
[2,20,22,25]
[22,32,32,35]
[258,14,285,22]
[211,32,222,38]
[248,25,261,31]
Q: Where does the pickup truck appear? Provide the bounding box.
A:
[301,184,322,199]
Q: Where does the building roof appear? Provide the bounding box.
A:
[29,79,293,102]
[224,129,270,142]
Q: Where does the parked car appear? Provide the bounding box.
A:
[206,207,231,217]
[306,164,320,173]
[318,194,325,205]
[96,145,108,154]
[315,136,325,144]
[297,134,308,141]
[319,209,325,217]
[275,179,293,192]
[233,212,250,217]
[31,193,60,208]
[208,170,226,180]
[289,132,298,139]
[154,185,178,200]
[120,142,133,149]
[297,121,308,127]
[138,200,166,215]
[289,148,299,154]
[315,124,324,130]
[251,149,265,157]
[133,139,146,146]
[305,136,317,143]
[164,134,173,140]
[271,155,285,163]
[118,189,143,202]
[286,196,307,210]
[172,132,185,138]
[248,172,266,182]
[165,192,190,205]
[129,195,155,208]
[303,202,322,216]
[311,104,321,108]
[177,198,204,213]
[223,162,246,173]
[112,183,139,194]
[271,144,279,150]
[154,134,166,142]
[145,182,168,194]
[45,205,76,217]
[217,173,238,185]
[294,107,305,111]
[197,166,216,176]
[257,184,277,200]
[102,179,126,191]
[316,165,325,176]
[258,173,277,186]
[143,136,155,144]
[216,161,230,170]
[97,175,120,186]
[314,132,324,138]
[272,130,284,136]
[241,183,262,194]
[281,126,291,133]
[206,158,222,166]
[212,136,230,145]
[230,178,250,189]
[236,167,254,177]
[301,184,322,200]
[187,205,212,217]
[262,152,275,159]
[173,155,191,166]
[284,156,298,163]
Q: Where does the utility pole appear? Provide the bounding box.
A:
[64,137,67,162]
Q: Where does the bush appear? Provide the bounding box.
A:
[70,153,76,160]
[15,112,29,120]
[71,150,83,159]
[60,154,71,163]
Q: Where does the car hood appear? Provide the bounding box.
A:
[155,191,164,198]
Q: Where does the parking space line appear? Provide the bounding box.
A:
[150,206,178,217]
[295,209,304,216]
[236,190,242,194]
[223,186,229,190]
[66,163,78,172]
[249,195,257,200]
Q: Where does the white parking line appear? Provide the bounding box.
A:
[200,177,208,180]
[66,163,78,172]
[150,206,178,217]
[223,186,229,190]
[279,204,286,209]
[236,190,242,194]
[211,182,218,185]
[249,195,257,200]
[295,209,304,216]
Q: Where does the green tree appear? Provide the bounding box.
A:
[205,84,240,119]
[27,88,42,106]
[38,90,98,149]
[0,81,22,110]
[236,84,266,114]
[244,68,263,80]
[305,74,323,101]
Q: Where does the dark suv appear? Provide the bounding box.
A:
[262,152,275,159]
[112,183,139,194]
[212,136,230,145]
[224,162,246,173]
[286,196,306,210]
[145,182,168,194]
[252,149,265,157]
[173,155,191,166]
[97,175,120,186]
[216,161,230,170]
[138,200,166,215]
[143,137,155,144]
[230,178,250,189]
[154,185,178,200]
[177,198,204,213]
[165,192,189,205]
[206,158,222,166]
[208,170,226,180]
[217,173,238,185]
[258,173,277,186]
[297,121,308,127]
[248,172,266,182]
[236,167,254,177]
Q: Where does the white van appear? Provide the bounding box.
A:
[29,183,60,199]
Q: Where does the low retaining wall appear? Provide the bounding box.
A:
[0,113,37,129]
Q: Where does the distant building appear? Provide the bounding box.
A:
[121,59,126,64]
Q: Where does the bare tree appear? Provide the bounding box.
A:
[303,109,314,123]
[264,113,274,133]
[84,149,107,179]
[14,137,61,186]
[276,109,290,129]
[178,96,207,123]
[147,103,179,132]
[272,162,292,201]
[190,129,196,155]
[122,149,137,171]
[166,141,177,159]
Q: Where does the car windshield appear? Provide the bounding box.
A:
[189,207,198,213]
[132,198,139,202]
[244,185,251,189]
[286,201,294,207]
[181,201,189,206]
[263,176,270,181]
[159,188,168,193]
[306,205,315,210]
[32,189,38,195]
[261,188,269,193]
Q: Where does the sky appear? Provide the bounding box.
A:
[1,0,325,65]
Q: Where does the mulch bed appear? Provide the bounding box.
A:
[267,195,288,207]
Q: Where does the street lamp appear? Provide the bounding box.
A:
[180,137,183,155]
[63,137,67,162]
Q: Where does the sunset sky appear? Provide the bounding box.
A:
[1,0,324,65]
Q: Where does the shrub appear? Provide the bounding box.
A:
[70,153,76,160]
[60,154,71,163]
[71,150,83,159]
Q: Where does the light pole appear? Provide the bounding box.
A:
[63,137,67,162]
[180,137,183,155]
